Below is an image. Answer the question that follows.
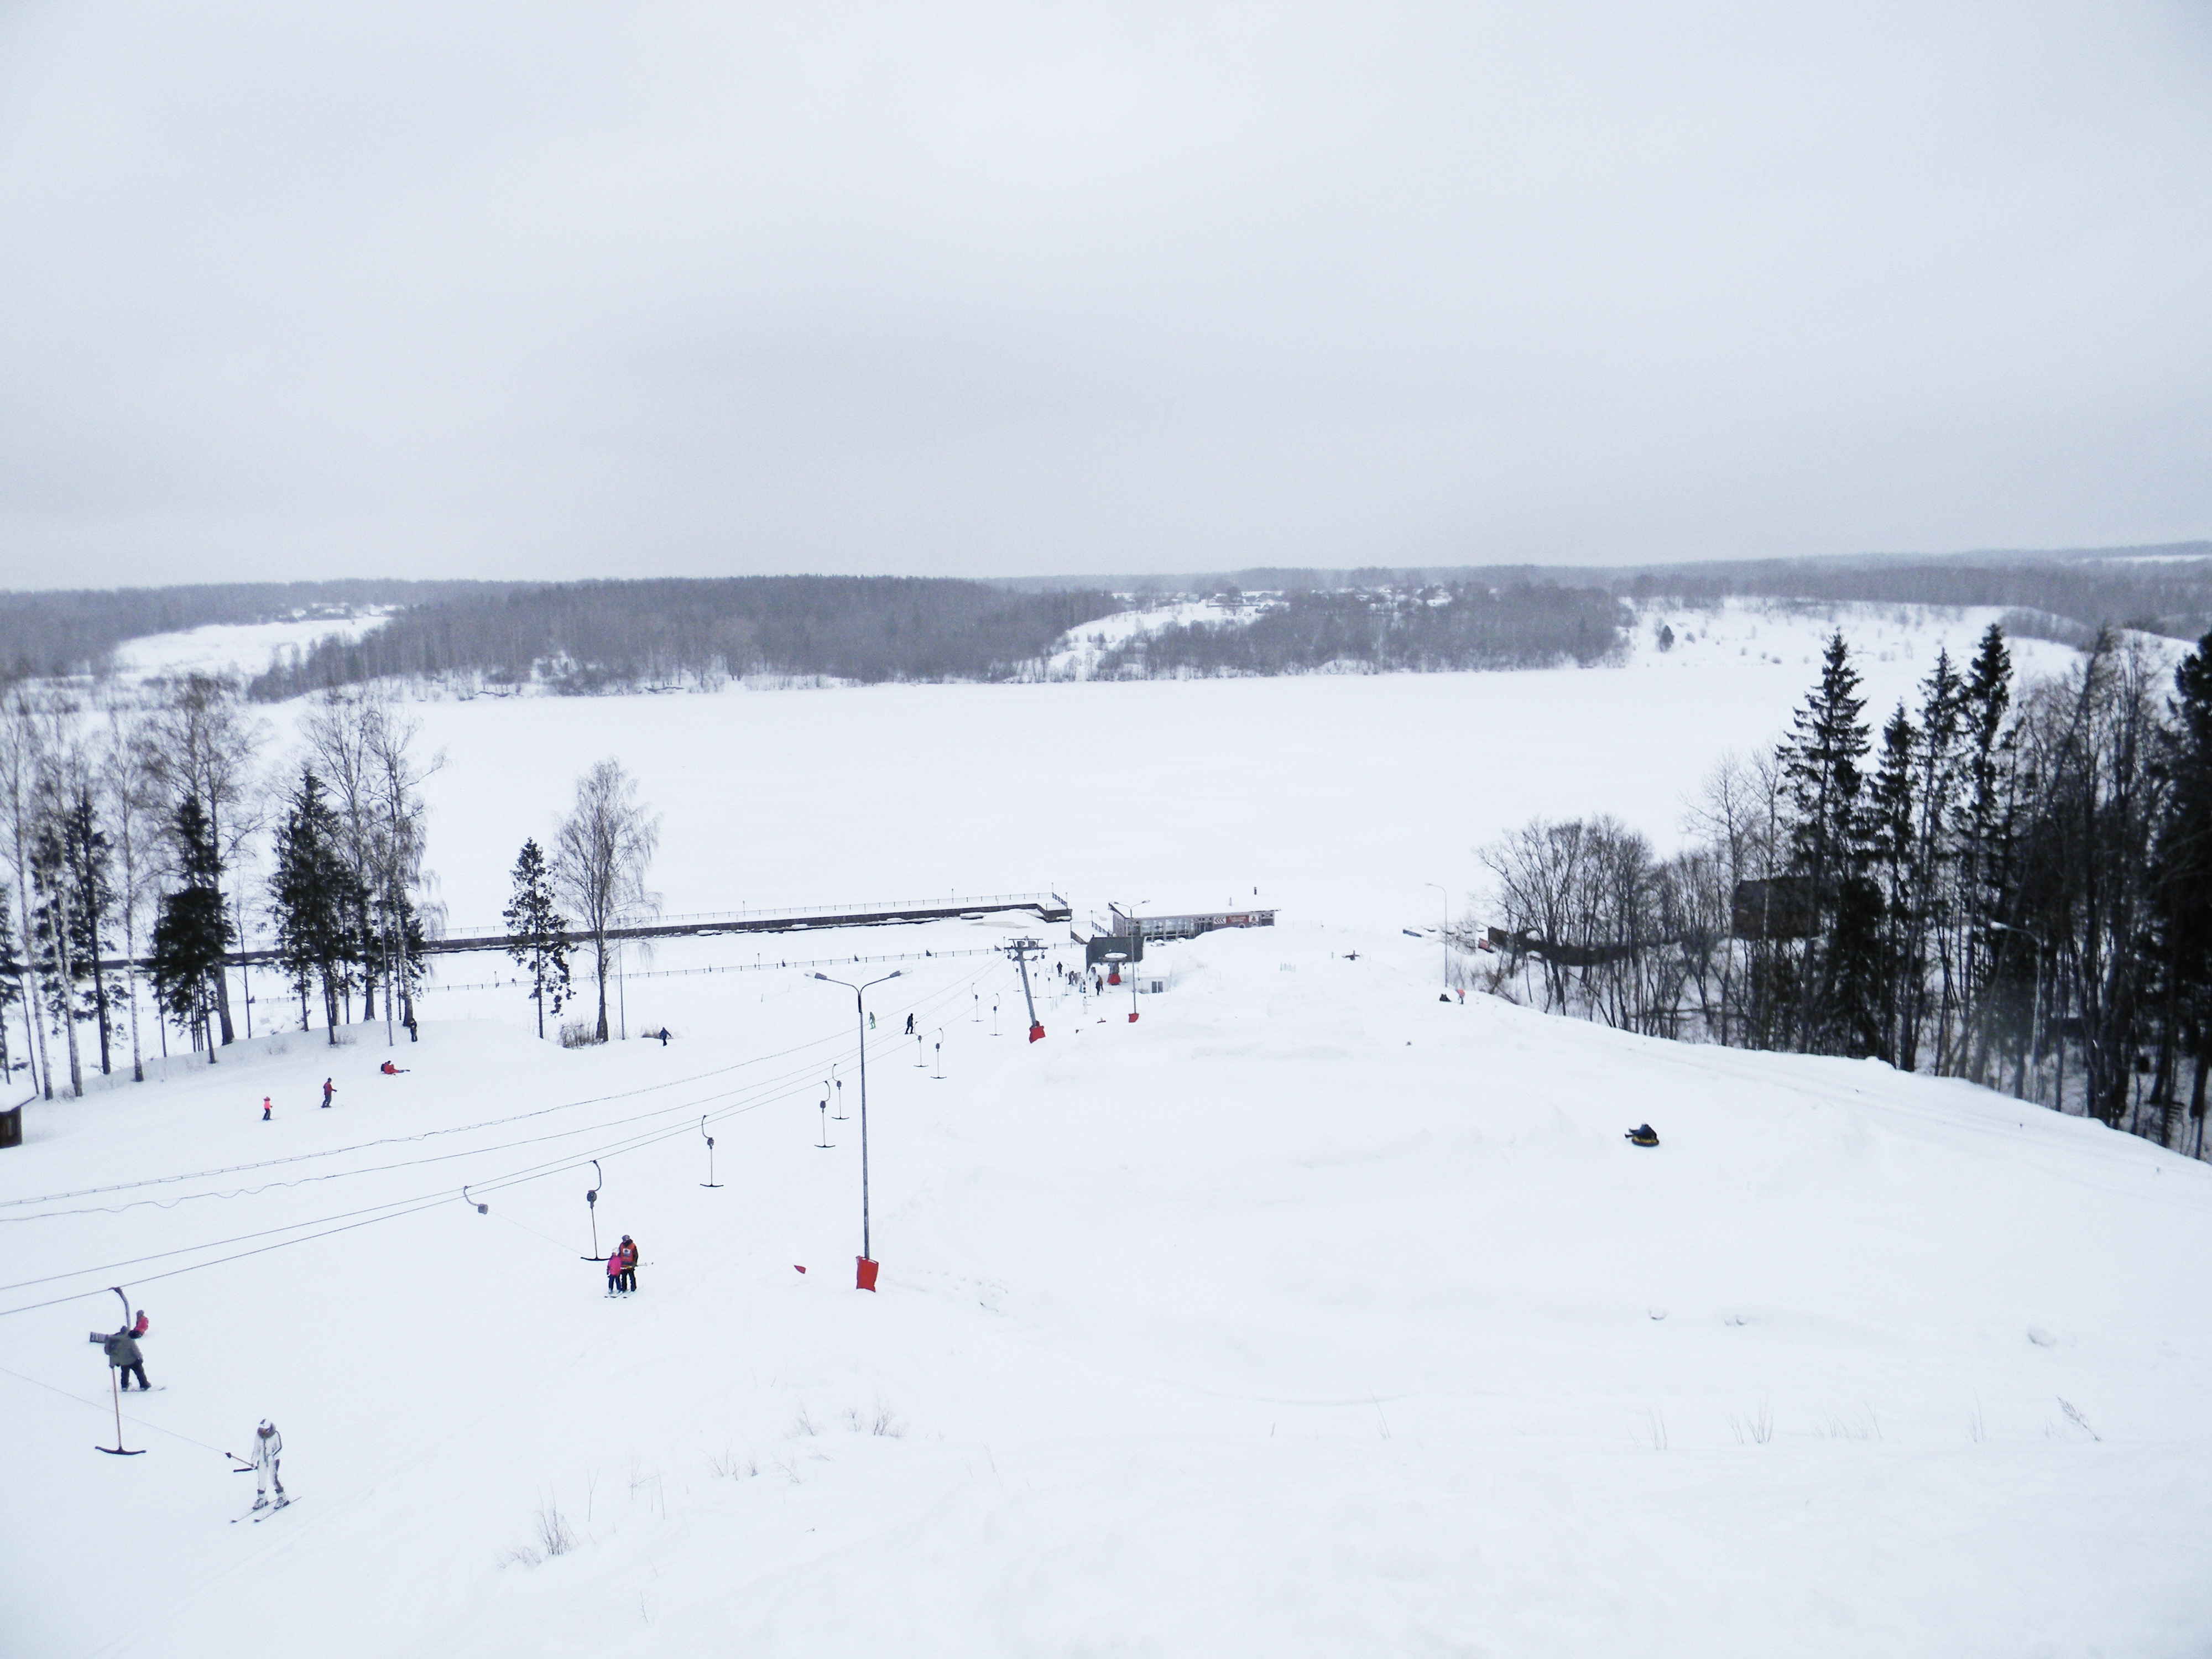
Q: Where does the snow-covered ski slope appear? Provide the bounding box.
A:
[8,599,2209,1658]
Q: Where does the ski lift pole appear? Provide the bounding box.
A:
[582,1160,603,1259]
[94,1286,143,1456]
[700,1116,722,1187]
[1007,938,1045,1042]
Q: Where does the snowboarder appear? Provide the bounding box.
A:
[261,1095,272,1121]
[616,1235,638,1293]
[101,1321,150,1391]
[248,1420,285,1509]
[655,1026,670,1046]
[321,1077,335,1109]
[904,1013,915,1036]
[380,1060,409,1075]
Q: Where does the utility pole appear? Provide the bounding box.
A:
[1005,938,1046,1041]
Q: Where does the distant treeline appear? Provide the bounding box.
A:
[1094,583,1629,676]
[1625,556,2212,642]
[1001,547,2212,645]
[246,577,1123,699]
[0,581,510,682]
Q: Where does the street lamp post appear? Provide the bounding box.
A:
[813,969,901,1287]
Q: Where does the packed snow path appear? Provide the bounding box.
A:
[6,923,2210,1658]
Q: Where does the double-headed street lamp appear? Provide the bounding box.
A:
[813,969,901,1288]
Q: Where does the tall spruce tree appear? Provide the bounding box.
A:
[150,796,230,1061]
[0,884,20,1086]
[55,780,116,1074]
[1955,623,2016,1078]
[1777,632,1874,1052]
[1904,649,1966,1071]
[269,766,362,1044]
[2152,629,2212,1152]
[504,838,571,1039]
[1867,702,1919,1063]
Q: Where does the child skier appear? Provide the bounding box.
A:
[261,1096,272,1121]
[249,1420,285,1509]
[605,1250,622,1296]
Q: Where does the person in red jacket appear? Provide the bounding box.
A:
[617,1235,638,1293]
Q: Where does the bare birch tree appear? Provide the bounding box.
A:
[554,760,659,1042]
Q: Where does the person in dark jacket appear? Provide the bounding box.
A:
[104,1327,150,1391]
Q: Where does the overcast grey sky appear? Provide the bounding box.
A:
[1,3,2207,589]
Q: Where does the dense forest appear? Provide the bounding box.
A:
[1480,621,2212,1160]
[246,577,1122,699]
[0,581,508,681]
[1093,583,1629,676]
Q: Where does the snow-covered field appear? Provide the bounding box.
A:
[8,599,2207,1659]
[109,614,387,687]
[1044,597,1267,678]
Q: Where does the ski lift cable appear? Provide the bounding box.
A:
[0,958,1001,1212]
[2,960,995,1221]
[1,1083,796,1315]
[0,1017,882,1211]
[0,1026,863,1211]
[0,976,993,1224]
[0,1359,238,1459]
[0,965,1003,1312]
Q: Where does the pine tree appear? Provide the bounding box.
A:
[53,782,116,1074]
[2151,630,2212,1151]
[1905,648,1966,1070]
[150,797,230,1061]
[269,766,362,1045]
[504,838,571,1039]
[0,884,21,1086]
[1866,702,1919,1061]
[1777,632,1872,1052]
[1956,623,2017,1080]
[28,780,111,1093]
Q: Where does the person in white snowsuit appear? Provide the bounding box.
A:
[250,1420,285,1509]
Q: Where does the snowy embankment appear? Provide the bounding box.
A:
[7,599,2205,1656]
[7,920,2212,1658]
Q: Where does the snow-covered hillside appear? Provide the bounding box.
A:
[7,922,2211,1658]
[109,614,388,687]
[8,600,2206,1658]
